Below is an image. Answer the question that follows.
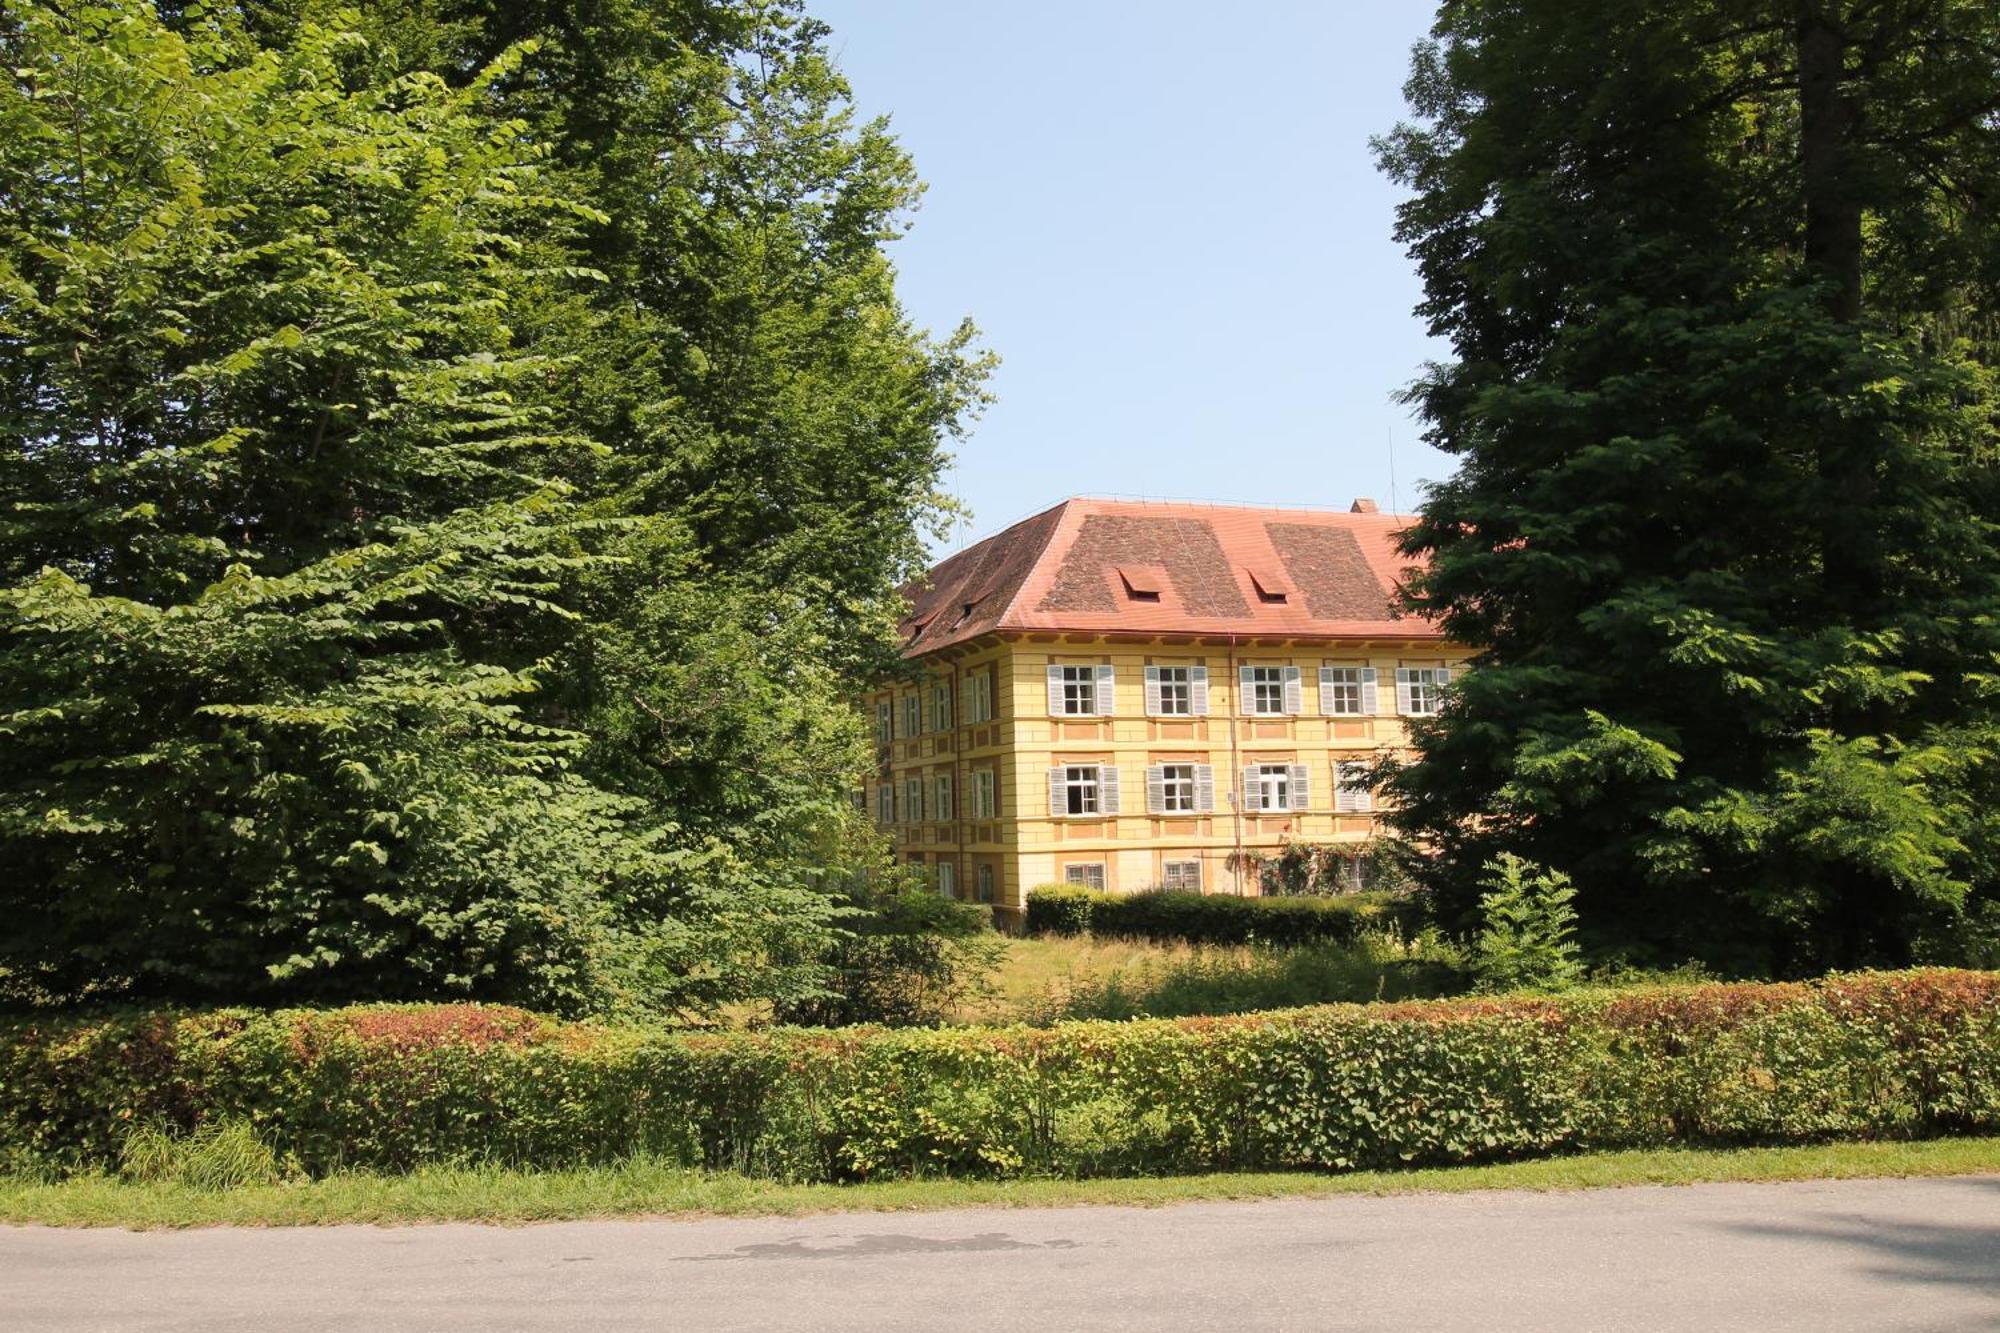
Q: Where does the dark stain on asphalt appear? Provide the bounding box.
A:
[675,1232,1084,1262]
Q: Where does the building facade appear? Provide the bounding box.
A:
[859,497,1469,917]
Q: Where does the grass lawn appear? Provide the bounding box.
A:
[953,934,1218,1024]
[5,1137,1997,1230]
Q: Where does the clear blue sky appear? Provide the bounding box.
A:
[810,0,1453,552]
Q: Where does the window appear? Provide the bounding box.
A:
[936,860,955,898]
[931,682,952,732]
[1064,862,1107,890]
[905,777,924,823]
[1335,761,1375,813]
[874,701,893,743]
[1156,763,1196,813]
[1245,762,1309,813]
[1147,665,1201,716]
[1338,856,1368,893]
[1242,665,1300,716]
[976,863,996,903]
[1397,666,1451,716]
[1053,664,1098,715]
[971,769,997,819]
[933,774,953,821]
[902,694,922,738]
[876,784,893,825]
[965,668,994,723]
[1163,859,1202,891]
[1049,764,1118,817]
[1319,666,1369,716]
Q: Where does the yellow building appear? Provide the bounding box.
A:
[859,497,1470,918]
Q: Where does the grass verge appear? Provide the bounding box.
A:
[4,1137,1997,1230]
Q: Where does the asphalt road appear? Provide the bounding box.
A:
[4,1175,1998,1332]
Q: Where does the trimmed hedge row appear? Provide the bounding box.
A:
[2,971,1996,1181]
[1025,886,1401,945]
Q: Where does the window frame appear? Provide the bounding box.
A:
[1400,666,1449,717]
[1154,666,1192,716]
[1246,665,1288,716]
[1321,666,1364,716]
[902,694,922,738]
[1063,862,1107,890]
[1252,763,1293,813]
[971,768,997,819]
[905,776,924,823]
[936,860,955,898]
[1060,764,1101,816]
[1058,664,1097,716]
[1159,762,1196,814]
[1162,859,1202,891]
[976,863,996,903]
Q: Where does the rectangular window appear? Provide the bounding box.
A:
[1335,761,1375,813]
[905,777,924,823]
[971,769,996,819]
[1163,859,1202,891]
[1059,664,1096,715]
[1158,763,1196,813]
[1321,667,1364,716]
[931,682,952,732]
[1247,666,1287,716]
[875,700,893,742]
[965,669,993,723]
[1155,666,1191,716]
[902,694,922,737]
[1252,763,1292,813]
[1398,667,1450,717]
[1064,862,1107,890]
[976,863,996,903]
[876,783,893,825]
[934,774,953,821]
[1061,765,1100,816]
[936,860,955,898]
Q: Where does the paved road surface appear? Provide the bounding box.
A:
[4,1175,1998,1331]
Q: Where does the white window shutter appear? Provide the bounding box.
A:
[1189,666,1210,715]
[1046,665,1065,715]
[1242,765,1260,812]
[1239,665,1255,709]
[1395,668,1415,716]
[937,775,952,821]
[1194,764,1216,813]
[1048,767,1065,817]
[1095,664,1117,716]
[1335,763,1360,813]
[1290,763,1310,811]
[1144,665,1162,716]
[1318,666,1336,715]
[1283,665,1303,714]
[1099,764,1121,814]
[1146,764,1166,814]
[1362,667,1381,715]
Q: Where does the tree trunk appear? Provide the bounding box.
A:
[1797,7,1862,323]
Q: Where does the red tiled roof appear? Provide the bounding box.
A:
[898,498,1436,656]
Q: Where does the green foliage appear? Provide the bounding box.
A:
[0,2,986,1015]
[1025,888,1405,948]
[1374,0,2000,971]
[3,972,1996,1180]
[777,862,1004,1028]
[1471,855,1585,994]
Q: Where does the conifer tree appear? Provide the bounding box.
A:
[1375,0,2000,970]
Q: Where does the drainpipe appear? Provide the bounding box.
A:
[1226,632,1245,896]
[950,655,968,905]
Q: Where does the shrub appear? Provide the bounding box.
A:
[1471,854,1585,993]
[2,972,1995,1182]
[1045,939,1463,1023]
[1025,888,1398,947]
[778,888,1003,1029]
[1025,885,1100,936]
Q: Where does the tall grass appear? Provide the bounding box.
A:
[1034,934,1464,1022]
[119,1120,282,1191]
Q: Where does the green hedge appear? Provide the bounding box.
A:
[1025,886,1399,945]
[2,971,1996,1181]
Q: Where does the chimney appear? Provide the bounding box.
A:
[1349,497,1379,514]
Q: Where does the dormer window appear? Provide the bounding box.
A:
[1117,566,1163,603]
[950,598,978,630]
[1246,566,1289,603]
